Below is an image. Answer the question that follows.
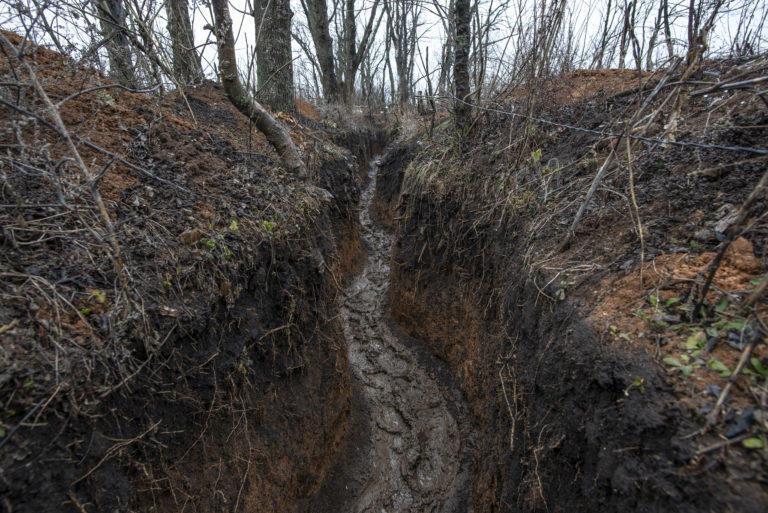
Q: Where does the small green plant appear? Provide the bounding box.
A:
[685,331,706,350]
[610,325,630,340]
[742,435,767,450]
[96,90,116,106]
[89,289,106,303]
[689,240,705,251]
[229,219,238,234]
[531,148,543,162]
[261,220,277,232]
[707,357,732,378]
[623,376,645,396]
[663,354,700,377]
[749,357,767,378]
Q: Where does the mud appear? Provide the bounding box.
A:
[338,156,470,512]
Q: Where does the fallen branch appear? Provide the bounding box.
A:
[739,273,767,315]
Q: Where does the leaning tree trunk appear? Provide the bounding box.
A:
[453,0,471,131]
[94,0,135,87]
[167,0,202,83]
[211,0,307,177]
[254,0,295,112]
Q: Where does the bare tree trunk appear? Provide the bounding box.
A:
[619,0,630,68]
[211,0,307,177]
[454,0,471,131]
[435,0,455,96]
[646,0,664,70]
[384,17,396,104]
[342,0,357,102]
[387,0,419,106]
[339,0,382,103]
[663,0,674,59]
[302,0,340,102]
[167,0,202,84]
[594,0,612,68]
[254,0,295,112]
[94,0,135,87]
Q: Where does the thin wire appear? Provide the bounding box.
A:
[425,94,768,155]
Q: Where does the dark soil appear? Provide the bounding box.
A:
[3,29,767,513]
[380,62,768,512]
[0,32,389,513]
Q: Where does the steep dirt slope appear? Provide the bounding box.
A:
[0,33,388,512]
[380,65,768,512]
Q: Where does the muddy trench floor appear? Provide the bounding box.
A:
[326,156,473,513]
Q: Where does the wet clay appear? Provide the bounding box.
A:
[339,157,467,513]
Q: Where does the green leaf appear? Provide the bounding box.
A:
[708,358,732,377]
[531,148,542,162]
[689,240,705,251]
[705,326,719,338]
[79,307,92,316]
[686,331,706,349]
[89,289,106,303]
[715,295,729,312]
[663,356,681,367]
[724,319,750,331]
[742,436,766,449]
[229,219,238,234]
[750,358,767,378]
[665,297,680,307]
[648,294,660,306]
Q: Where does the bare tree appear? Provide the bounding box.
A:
[386,0,421,105]
[94,0,136,87]
[253,0,296,111]
[339,0,383,102]
[301,0,341,101]
[210,0,307,177]
[454,0,471,130]
[167,0,202,83]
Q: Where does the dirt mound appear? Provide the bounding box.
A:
[383,60,768,512]
[505,68,650,106]
[0,31,387,512]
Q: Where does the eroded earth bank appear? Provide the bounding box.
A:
[335,156,472,513]
[2,37,767,513]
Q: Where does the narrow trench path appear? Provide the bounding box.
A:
[338,156,470,513]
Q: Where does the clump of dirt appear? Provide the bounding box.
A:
[507,68,651,107]
[295,97,321,119]
[383,58,768,512]
[0,32,386,512]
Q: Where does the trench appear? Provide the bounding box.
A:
[332,155,472,512]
